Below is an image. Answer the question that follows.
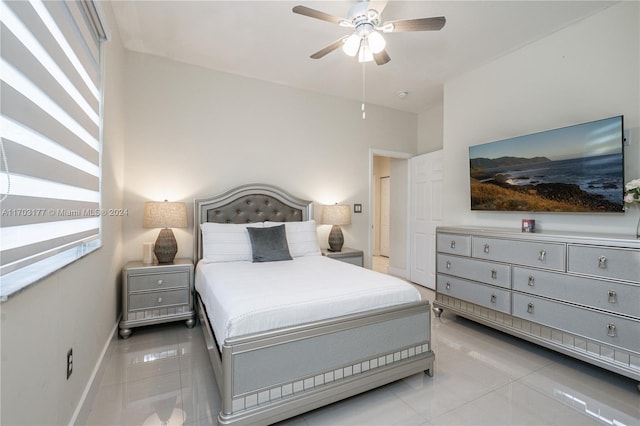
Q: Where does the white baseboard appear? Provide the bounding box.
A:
[68,316,120,426]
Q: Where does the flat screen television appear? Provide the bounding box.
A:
[469,116,625,213]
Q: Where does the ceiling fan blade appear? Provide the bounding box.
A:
[373,49,391,66]
[368,0,389,16]
[292,5,345,25]
[384,16,446,32]
[310,36,348,59]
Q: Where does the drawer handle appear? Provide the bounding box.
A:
[608,290,617,303]
[490,294,497,303]
[484,243,490,254]
[528,275,535,286]
[445,282,451,291]
[450,240,456,249]
[607,323,616,337]
[598,256,607,269]
[446,260,451,269]
[157,279,164,286]
[527,302,534,314]
[538,250,546,261]
[491,269,497,279]
[157,297,163,304]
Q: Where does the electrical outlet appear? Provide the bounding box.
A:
[66,348,73,379]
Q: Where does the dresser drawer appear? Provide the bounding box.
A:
[568,245,640,283]
[437,274,511,314]
[128,271,189,292]
[129,289,189,311]
[472,237,565,271]
[437,254,510,288]
[513,293,640,353]
[437,233,471,256]
[513,267,640,319]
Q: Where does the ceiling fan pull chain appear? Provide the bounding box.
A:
[361,63,365,119]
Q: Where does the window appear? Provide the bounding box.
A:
[0,0,107,300]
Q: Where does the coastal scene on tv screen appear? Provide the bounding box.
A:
[469,116,624,212]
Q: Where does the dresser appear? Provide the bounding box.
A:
[434,226,640,388]
[119,258,195,338]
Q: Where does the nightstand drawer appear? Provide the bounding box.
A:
[129,289,189,311]
[129,271,189,292]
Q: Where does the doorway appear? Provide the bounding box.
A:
[369,149,412,277]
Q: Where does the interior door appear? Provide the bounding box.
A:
[409,150,443,289]
[379,176,390,257]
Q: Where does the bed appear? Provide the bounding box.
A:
[193,184,434,425]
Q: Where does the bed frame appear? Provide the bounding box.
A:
[194,184,434,425]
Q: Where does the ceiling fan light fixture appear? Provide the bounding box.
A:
[342,33,361,56]
[358,40,373,63]
[368,30,386,54]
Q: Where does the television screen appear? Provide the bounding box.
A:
[469,116,624,212]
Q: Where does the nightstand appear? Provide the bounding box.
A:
[119,258,194,339]
[321,247,364,267]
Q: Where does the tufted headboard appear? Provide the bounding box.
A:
[193,184,313,262]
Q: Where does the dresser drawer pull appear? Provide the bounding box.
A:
[483,243,490,253]
[157,279,164,286]
[450,240,456,249]
[446,261,451,269]
[490,294,497,303]
[538,250,546,261]
[598,256,607,269]
[445,282,451,291]
[608,290,617,303]
[607,323,616,337]
[528,275,535,286]
[157,297,163,304]
[491,269,497,279]
[527,303,534,313]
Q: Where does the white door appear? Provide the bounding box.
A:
[409,150,443,289]
[379,176,391,257]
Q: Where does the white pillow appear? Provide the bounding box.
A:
[264,220,321,257]
[200,222,263,263]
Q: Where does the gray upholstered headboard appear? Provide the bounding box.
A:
[193,184,313,262]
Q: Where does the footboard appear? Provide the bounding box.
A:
[197,296,434,425]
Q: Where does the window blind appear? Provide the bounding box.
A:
[0,0,107,300]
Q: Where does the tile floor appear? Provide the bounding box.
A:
[78,288,640,426]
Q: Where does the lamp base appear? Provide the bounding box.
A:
[154,228,178,263]
[328,225,344,252]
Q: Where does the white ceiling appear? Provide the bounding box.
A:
[110,1,615,113]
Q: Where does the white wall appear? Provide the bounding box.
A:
[443,2,640,234]
[418,103,444,154]
[0,3,126,424]
[121,52,418,267]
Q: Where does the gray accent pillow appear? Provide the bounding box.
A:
[247,224,293,262]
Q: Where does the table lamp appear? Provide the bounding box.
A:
[321,204,351,252]
[143,200,187,263]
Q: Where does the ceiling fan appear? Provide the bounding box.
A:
[292,0,445,65]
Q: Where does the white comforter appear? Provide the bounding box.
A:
[195,256,421,348]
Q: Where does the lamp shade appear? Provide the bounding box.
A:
[143,201,187,263]
[143,201,187,229]
[321,204,351,226]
